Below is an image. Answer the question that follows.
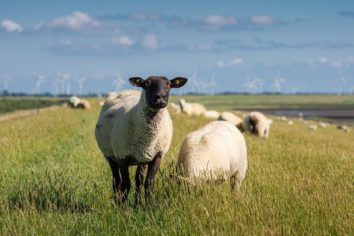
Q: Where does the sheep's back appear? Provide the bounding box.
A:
[177,121,247,179]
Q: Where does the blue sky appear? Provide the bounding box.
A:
[1,0,354,94]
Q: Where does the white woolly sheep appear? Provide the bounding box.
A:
[178,99,206,116]
[95,76,187,204]
[218,111,243,129]
[308,124,318,130]
[170,102,182,114]
[68,96,91,109]
[204,110,220,120]
[337,124,350,132]
[243,112,272,138]
[176,121,248,191]
[319,121,329,128]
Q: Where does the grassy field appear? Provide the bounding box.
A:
[0,96,353,235]
[171,94,354,110]
[0,97,62,114]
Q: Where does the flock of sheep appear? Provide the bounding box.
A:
[87,75,351,206]
[93,76,276,206]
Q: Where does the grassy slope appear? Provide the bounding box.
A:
[0,97,62,114]
[0,97,353,235]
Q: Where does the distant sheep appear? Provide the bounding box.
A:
[204,110,220,120]
[179,99,206,116]
[308,124,318,130]
[68,96,91,109]
[95,76,187,204]
[218,111,243,129]
[337,124,351,132]
[243,112,272,138]
[177,121,248,191]
[170,102,182,114]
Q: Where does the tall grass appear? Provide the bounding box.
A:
[0,98,353,235]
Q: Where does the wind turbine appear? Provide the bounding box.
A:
[33,73,46,95]
[190,71,202,94]
[205,76,217,95]
[272,72,286,93]
[77,76,87,95]
[56,73,71,95]
[253,75,264,94]
[334,73,346,95]
[244,75,257,94]
[0,76,10,93]
[112,73,126,92]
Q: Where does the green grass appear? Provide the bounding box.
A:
[171,94,354,110]
[0,97,353,235]
[0,97,62,114]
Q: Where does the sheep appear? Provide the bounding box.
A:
[288,120,294,125]
[68,96,91,109]
[170,102,182,114]
[308,124,318,130]
[243,112,271,138]
[337,124,351,132]
[77,99,91,109]
[319,121,329,128]
[204,110,220,120]
[178,99,206,116]
[95,76,187,205]
[218,111,243,129]
[69,96,80,107]
[176,121,247,191]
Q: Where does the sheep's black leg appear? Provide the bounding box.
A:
[118,163,131,203]
[107,157,121,195]
[145,153,162,205]
[135,164,147,205]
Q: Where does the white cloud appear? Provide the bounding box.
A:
[217,57,244,68]
[112,35,135,46]
[36,11,100,30]
[251,15,276,25]
[141,33,159,50]
[318,56,354,68]
[204,15,237,29]
[1,20,23,33]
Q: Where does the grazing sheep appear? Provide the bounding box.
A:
[68,96,91,109]
[170,102,182,114]
[69,96,80,107]
[204,110,220,120]
[243,112,271,138]
[218,111,243,129]
[319,121,329,128]
[179,99,206,116]
[278,116,287,121]
[308,124,318,130]
[95,76,187,204]
[177,121,247,191]
[337,124,350,132]
[288,120,294,125]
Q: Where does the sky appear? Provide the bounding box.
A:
[1,0,354,94]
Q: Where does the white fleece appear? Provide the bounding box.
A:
[95,90,173,164]
[177,121,248,185]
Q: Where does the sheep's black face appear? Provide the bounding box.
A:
[129,76,188,110]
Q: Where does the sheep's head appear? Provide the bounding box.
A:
[129,76,187,110]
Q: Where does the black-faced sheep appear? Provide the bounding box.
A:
[95,76,187,204]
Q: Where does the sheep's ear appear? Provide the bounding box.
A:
[170,77,188,88]
[129,77,145,88]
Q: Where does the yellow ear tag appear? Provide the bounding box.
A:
[175,80,180,85]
